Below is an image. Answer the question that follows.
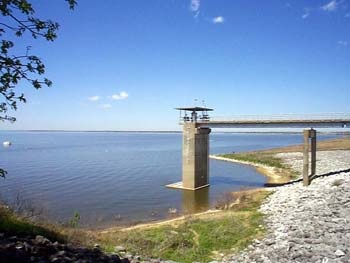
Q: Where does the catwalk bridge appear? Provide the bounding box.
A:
[199,114,350,128]
[166,107,350,191]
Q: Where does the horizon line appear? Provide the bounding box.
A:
[0,129,350,134]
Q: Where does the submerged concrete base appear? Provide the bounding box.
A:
[166,181,210,191]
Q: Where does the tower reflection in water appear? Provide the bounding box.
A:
[182,187,209,214]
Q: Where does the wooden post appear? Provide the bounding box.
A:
[303,129,310,186]
[310,129,317,176]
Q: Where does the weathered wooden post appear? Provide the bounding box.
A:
[303,128,317,186]
[310,129,317,176]
[303,129,310,186]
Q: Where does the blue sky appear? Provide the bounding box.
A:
[1,0,350,131]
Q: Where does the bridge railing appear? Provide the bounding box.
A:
[208,113,350,122]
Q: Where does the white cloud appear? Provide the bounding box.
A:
[212,16,224,24]
[302,7,312,19]
[302,12,310,19]
[88,96,100,101]
[193,10,200,18]
[190,0,200,18]
[190,0,200,12]
[338,41,348,46]
[100,103,112,109]
[111,91,129,100]
[321,0,339,12]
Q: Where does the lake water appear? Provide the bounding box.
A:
[0,131,340,227]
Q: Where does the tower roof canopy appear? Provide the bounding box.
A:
[175,107,213,112]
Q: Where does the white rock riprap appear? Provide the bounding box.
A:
[223,150,350,263]
[276,151,350,177]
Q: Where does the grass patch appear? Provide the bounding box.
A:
[215,189,271,211]
[0,205,64,242]
[221,152,287,169]
[0,205,94,246]
[96,191,270,263]
[220,152,298,181]
[230,189,272,212]
[98,213,264,262]
[261,137,350,154]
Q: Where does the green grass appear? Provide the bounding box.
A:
[220,152,298,180]
[98,213,264,263]
[0,205,93,246]
[96,191,270,263]
[0,205,64,242]
[221,152,287,169]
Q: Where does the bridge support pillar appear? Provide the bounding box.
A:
[303,129,317,186]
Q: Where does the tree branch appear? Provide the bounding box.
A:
[9,14,47,38]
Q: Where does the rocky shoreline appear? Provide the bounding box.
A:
[0,233,132,263]
[0,232,183,263]
[222,150,350,263]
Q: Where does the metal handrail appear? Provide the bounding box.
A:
[208,113,350,122]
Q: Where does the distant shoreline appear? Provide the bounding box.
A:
[1,130,349,135]
[0,130,182,133]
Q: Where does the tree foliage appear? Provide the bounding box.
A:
[0,168,6,177]
[0,0,76,177]
[0,0,76,123]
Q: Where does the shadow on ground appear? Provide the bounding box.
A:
[264,168,350,188]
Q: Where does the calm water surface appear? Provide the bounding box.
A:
[0,132,340,226]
